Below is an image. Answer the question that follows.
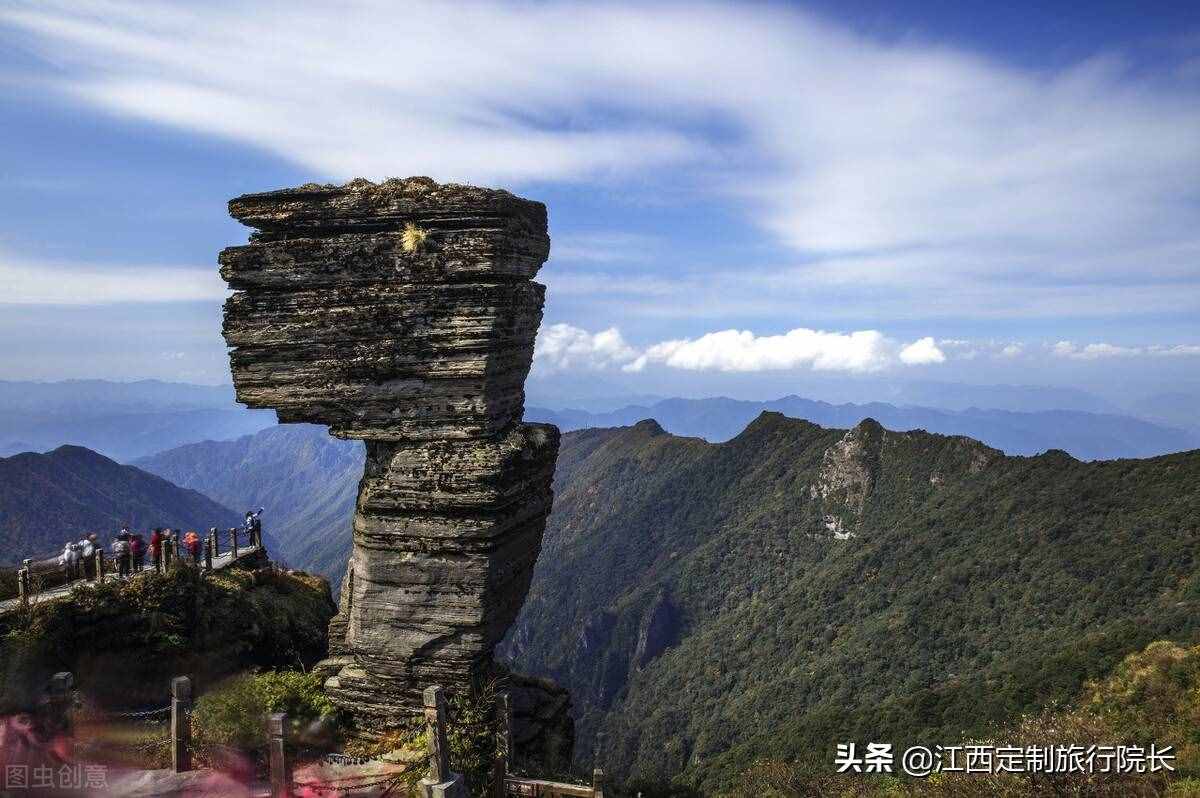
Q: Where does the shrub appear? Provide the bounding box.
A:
[446,680,500,796]
[191,670,337,755]
[401,223,428,253]
[341,680,504,798]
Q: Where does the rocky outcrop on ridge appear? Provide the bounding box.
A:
[219,177,560,734]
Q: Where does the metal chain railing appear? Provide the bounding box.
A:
[103,705,172,721]
[294,768,421,795]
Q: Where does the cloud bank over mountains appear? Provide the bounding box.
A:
[533,324,1200,376]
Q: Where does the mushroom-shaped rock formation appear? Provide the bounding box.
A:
[219,177,560,732]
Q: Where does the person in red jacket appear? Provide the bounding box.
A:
[130,533,145,572]
[183,530,201,566]
[149,528,164,573]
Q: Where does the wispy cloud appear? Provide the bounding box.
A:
[1052,341,1200,360]
[2,0,1197,325]
[0,251,227,305]
[550,232,664,265]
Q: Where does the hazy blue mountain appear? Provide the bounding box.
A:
[1127,392,1199,435]
[882,380,1121,414]
[0,379,238,413]
[525,391,668,414]
[0,445,241,565]
[526,395,1197,460]
[0,379,276,462]
[134,424,364,584]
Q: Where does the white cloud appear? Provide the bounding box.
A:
[1050,341,1200,360]
[536,329,1200,375]
[899,337,947,365]
[627,328,898,373]
[1149,344,1200,357]
[533,323,638,372]
[2,0,1197,329]
[534,324,948,375]
[0,252,227,305]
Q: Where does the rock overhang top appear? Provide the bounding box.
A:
[228,176,547,237]
[220,177,550,289]
[219,176,552,440]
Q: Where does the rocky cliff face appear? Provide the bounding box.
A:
[810,418,885,538]
[219,177,560,733]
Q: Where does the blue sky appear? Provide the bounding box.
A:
[0,1,1197,406]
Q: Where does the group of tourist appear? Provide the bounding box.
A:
[55,509,264,583]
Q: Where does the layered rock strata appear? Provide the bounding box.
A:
[220,177,560,730]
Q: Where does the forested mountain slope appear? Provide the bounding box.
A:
[135,424,364,581]
[0,445,241,563]
[498,413,1200,790]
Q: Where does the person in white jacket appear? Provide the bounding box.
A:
[112,535,131,578]
[59,542,73,580]
[79,535,95,579]
[58,542,81,581]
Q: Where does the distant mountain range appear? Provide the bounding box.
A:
[134,425,364,583]
[527,395,1197,460]
[3,379,1193,464]
[0,379,275,462]
[0,445,241,565]
[127,393,1200,591]
[498,414,1200,789]
[528,378,1144,417]
[871,380,1125,414]
[1127,392,1200,435]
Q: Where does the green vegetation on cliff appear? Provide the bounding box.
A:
[0,564,336,712]
[733,640,1200,796]
[500,413,1200,791]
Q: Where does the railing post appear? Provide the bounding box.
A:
[493,692,513,797]
[210,527,220,558]
[230,527,239,559]
[421,686,466,797]
[17,567,29,606]
[204,537,213,571]
[592,769,607,798]
[171,676,192,773]
[268,712,291,798]
[47,671,74,727]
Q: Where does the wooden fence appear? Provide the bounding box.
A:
[49,671,605,797]
[490,690,606,798]
[274,685,605,798]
